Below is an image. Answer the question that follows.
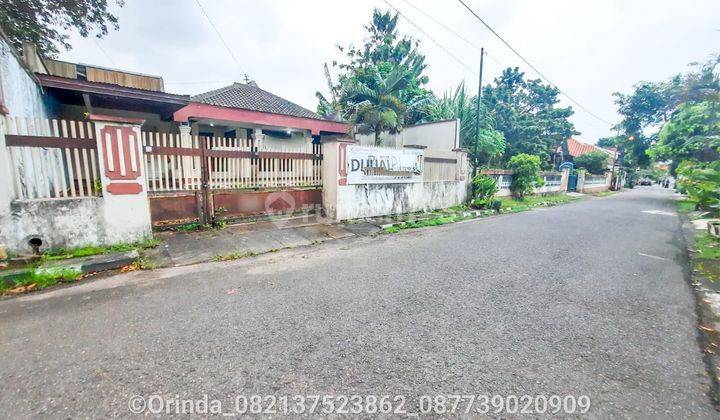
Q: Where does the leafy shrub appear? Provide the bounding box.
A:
[677,160,720,213]
[574,151,609,174]
[471,174,498,208]
[507,153,543,199]
[489,200,502,212]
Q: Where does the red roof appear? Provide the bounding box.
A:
[565,138,615,158]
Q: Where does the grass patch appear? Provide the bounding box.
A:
[174,222,203,232]
[677,200,697,214]
[694,232,720,283]
[211,251,256,262]
[695,233,720,260]
[1,267,82,295]
[384,215,460,233]
[41,237,160,261]
[498,193,575,210]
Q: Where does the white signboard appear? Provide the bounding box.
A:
[346,145,423,184]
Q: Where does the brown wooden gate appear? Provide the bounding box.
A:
[141,132,323,227]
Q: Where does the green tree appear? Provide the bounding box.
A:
[419,81,505,170]
[481,68,577,167]
[573,151,609,174]
[319,9,431,131]
[652,100,720,165]
[338,60,416,145]
[0,0,124,57]
[596,137,616,148]
[507,153,543,199]
[613,53,720,170]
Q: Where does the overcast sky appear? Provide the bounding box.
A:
[57,0,719,143]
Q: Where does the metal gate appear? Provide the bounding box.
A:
[141,132,323,227]
[567,173,578,191]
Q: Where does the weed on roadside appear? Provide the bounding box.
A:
[1,267,82,295]
[42,237,161,261]
[212,251,257,262]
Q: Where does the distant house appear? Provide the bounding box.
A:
[558,137,618,169]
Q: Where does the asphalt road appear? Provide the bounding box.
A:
[0,187,716,418]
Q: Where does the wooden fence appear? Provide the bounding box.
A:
[142,132,323,193]
[4,116,100,199]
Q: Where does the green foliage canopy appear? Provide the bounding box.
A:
[0,0,124,57]
[481,68,577,167]
[507,153,543,199]
[319,9,431,143]
[574,151,610,174]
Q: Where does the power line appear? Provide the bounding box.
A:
[398,0,504,69]
[383,0,478,76]
[386,0,608,130]
[455,0,613,125]
[194,0,248,80]
[93,38,117,67]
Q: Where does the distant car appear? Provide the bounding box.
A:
[639,178,652,186]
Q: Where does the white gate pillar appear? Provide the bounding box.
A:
[90,115,152,244]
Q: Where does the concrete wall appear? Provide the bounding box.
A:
[334,181,468,220]
[578,172,612,193]
[0,39,48,119]
[356,119,459,151]
[482,170,568,197]
[4,198,105,253]
[322,139,469,221]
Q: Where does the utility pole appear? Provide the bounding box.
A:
[472,48,484,195]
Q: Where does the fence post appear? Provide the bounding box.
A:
[560,167,570,191]
[577,170,587,193]
[321,137,356,220]
[89,115,152,244]
[178,123,194,186]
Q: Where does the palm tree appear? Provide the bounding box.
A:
[420,82,505,168]
[339,59,419,145]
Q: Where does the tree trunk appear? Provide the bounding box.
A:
[374,127,382,146]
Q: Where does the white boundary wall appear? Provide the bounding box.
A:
[322,139,469,220]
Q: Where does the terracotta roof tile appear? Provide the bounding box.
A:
[566,137,615,157]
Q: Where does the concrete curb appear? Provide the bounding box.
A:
[37,250,139,275]
[679,214,720,409]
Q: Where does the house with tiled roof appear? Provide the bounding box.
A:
[558,137,618,169]
[20,46,347,147]
[174,82,347,148]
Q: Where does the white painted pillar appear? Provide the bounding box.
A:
[0,116,14,250]
[577,170,587,193]
[178,123,194,185]
[90,115,152,244]
[560,167,570,191]
[321,137,356,221]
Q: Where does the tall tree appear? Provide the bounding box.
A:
[480,68,577,167]
[419,81,504,168]
[317,9,431,130]
[0,0,124,57]
[339,59,417,144]
[616,53,720,170]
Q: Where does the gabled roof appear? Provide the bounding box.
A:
[565,137,616,158]
[192,82,323,120]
